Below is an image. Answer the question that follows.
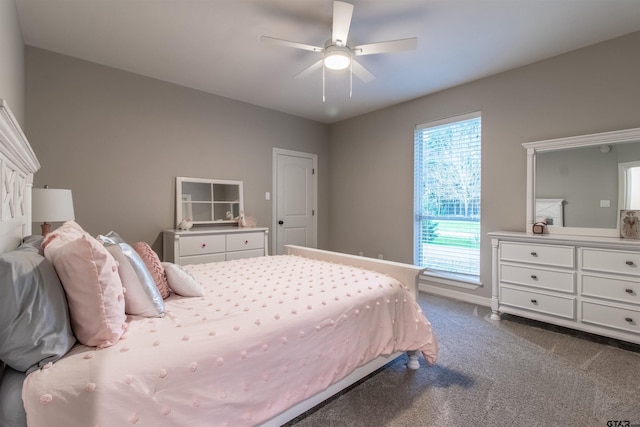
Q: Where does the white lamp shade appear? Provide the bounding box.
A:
[32,188,75,223]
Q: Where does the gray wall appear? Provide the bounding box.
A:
[25,48,329,253]
[328,31,640,300]
[21,26,640,301]
[0,0,25,125]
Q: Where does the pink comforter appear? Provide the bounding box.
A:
[23,255,438,426]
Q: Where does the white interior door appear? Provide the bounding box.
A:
[272,148,317,255]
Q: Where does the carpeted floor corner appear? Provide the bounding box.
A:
[287,293,640,427]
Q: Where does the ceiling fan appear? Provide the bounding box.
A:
[261,1,417,98]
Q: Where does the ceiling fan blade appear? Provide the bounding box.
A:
[352,37,417,56]
[294,59,324,79]
[332,1,354,45]
[260,36,323,53]
[351,60,375,83]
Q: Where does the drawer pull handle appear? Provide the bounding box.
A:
[201,243,206,248]
[530,275,538,280]
[530,299,538,305]
[625,317,634,323]
[244,240,249,245]
[625,261,635,266]
[626,289,634,294]
[530,252,538,257]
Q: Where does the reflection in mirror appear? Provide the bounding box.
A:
[535,198,564,226]
[524,127,640,237]
[536,141,640,229]
[619,161,640,210]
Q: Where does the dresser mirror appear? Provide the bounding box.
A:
[176,177,243,227]
[523,127,640,237]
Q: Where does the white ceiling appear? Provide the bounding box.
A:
[16,0,640,124]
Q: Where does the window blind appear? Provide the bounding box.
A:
[414,113,481,277]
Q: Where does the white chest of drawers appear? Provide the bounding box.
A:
[490,232,640,344]
[163,227,269,265]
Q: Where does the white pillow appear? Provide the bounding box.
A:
[162,262,204,297]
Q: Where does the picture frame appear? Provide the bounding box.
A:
[620,209,640,239]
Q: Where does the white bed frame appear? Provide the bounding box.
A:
[0,98,427,427]
[0,99,40,254]
[261,245,425,426]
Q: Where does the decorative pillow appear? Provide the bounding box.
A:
[98,233,165,317]
[44,222,126,348]
[133,242,171,299]
[104,244,165,317]
[42,219,85,250]
[0,366,27,427]
[162,262,204,297]
[0,241,76,373]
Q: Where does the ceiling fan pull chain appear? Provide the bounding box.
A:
[322,63,326,103]
[350,57,353,98]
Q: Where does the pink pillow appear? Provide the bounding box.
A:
[42,219,85,250]
[133,242,171,299]
[43,222,126,348]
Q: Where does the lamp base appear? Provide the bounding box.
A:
[40,222,52,236]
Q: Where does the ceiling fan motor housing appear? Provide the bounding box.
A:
[324,44,351,70]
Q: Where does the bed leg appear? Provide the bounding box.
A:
[407,350,420,370]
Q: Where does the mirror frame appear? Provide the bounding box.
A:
[523,126,640,237]
[176,176,244,227]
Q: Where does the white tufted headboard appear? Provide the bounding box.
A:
[0,99,40,254]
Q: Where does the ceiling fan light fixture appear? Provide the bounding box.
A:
[324,46,351,70]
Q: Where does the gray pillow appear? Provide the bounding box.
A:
[20,235,44,255]
[0,365,27,427]
[0,242,76,373]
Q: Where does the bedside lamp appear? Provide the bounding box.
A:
[32,186,75,235]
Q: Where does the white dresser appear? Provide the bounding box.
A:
[489,232,640,344]
[163,227,269,265]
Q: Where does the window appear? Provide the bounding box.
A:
[414,112,481,280]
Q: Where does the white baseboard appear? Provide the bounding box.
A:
[419,283,491,307]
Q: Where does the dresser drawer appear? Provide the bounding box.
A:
[581,300,640,334]
[581,248,640,276]
[581,273,640,305]
[500,264,574,293]
[226,249,265,261]
[176,253,226,266]
[226,232,264,252]
[500,286,575,319]
[500,242,574,268]
[179,234,226,257]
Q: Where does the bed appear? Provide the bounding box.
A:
[0,99,438,426]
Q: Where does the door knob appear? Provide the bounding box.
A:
[278,220,284,225]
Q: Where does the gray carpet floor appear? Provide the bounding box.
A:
[287,293,640,427]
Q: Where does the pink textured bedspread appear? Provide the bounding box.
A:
[23,255,438,426]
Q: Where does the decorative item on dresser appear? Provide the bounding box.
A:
[163,226,269,264]
[489,232,640,344]
[620,209,640,239]
[175,176,244,227]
